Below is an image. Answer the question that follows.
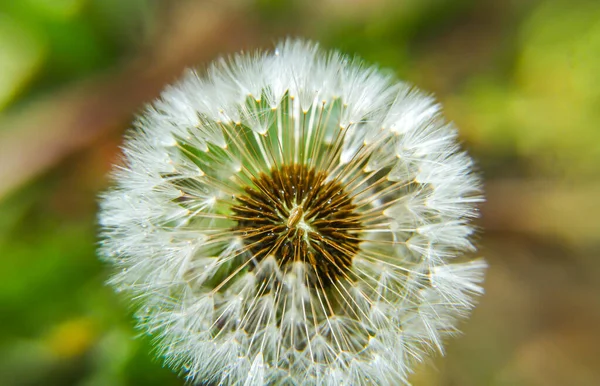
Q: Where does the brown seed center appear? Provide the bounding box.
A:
[231,164,362,282]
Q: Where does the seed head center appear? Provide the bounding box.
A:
[232,164,362,282]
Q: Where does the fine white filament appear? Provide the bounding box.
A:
[99,39,486,385]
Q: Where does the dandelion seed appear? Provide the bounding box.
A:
[99,39,486,385]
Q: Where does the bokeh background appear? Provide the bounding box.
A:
[1,0,599,385]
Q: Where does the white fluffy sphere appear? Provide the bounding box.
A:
[99,39,486,385]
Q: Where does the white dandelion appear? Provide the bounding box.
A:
[99,39,486,385]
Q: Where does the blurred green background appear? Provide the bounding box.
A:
[0,0,599,385]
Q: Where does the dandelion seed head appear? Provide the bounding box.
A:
[99,39,486,385]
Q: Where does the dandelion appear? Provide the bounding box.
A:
[99,39,486,385]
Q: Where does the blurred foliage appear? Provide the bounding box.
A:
[0,14,45,110]
[457,0,600,177]
[0,0,155,113]
[1,0,599,385]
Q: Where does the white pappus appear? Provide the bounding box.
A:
[99,39,486,385]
